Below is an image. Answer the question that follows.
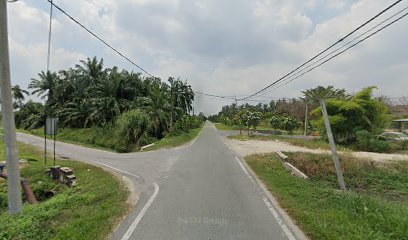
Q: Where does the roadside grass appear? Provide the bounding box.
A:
[228,134,350,152]
[213,123,303,134]
[0,141,129,240]
[144,124,204,151]
[246,153,408,239]
[18,123,205,152]
[213,123,242,130]
[18,127,118,152]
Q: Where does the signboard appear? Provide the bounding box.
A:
[46,117,58,135]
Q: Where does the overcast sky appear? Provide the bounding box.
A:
[6,0,408,114]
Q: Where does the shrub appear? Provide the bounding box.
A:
[282,116,301,134]
[311,87,390,144]
[115,110,149,151]
[355,130,390,153]
[270,116,282,130]
[402,141,408,150]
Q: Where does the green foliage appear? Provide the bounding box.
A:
[246,153,408,239]
[174,115,203,133]
[245,112,261,129]
[270,115,282,130]
[115,109,150,151]
[302,85,349,104]
[15,56,201,152]
[14,101,45,130]
[282,116,301,134]
[0,142,128,240]
[311,87,390,145]
[355,130,391,153]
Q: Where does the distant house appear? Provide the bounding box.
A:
[390,105,408,117]
[393,119,408,133]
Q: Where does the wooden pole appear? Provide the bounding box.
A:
[320,99,347,191]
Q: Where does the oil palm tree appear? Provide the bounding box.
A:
[29,71,59,101]
[11,85,29,109]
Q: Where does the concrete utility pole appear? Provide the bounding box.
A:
[320,99,347,191]
[0,0,23,214]
[304,101,308,136]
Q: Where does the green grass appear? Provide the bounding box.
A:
[18,124,205,153]
[228,134,350,152]
[213,123,242,130]
[213,123,303,134]
[144,124,204,151]
[18,127,118,152]
[0,141,129,240]
[246,153,408,239]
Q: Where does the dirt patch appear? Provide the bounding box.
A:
[227,139,408,162]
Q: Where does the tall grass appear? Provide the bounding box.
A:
[246,153,408,239]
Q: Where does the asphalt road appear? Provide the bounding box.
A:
[17,122,304,240]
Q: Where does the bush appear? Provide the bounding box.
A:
[355,130,390,153]
[174,115,203,133]
[282,116,301,134]
[115,110,149,151]
[402,141,408,150]
[270,116,282,130]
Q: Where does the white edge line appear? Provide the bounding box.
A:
[90,161,140,179]
[121,182,160,240]
[234,156,297,240]
[235,156,253,181]
[186,123,205,148]
[263,197,296,240]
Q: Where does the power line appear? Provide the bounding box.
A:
[239,0,405,100]
[267,11,408,94]
[46,0,156,78]
[194,91,236,99]
[258,5,408,98]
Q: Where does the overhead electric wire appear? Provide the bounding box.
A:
[258,5,408,98]
[194,91,236,99]
[265,11,408,94]
[46,0,156,78]
[239,0,404,101]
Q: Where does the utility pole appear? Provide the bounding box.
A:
[320,99,347,191]
[304,101,308,136]
[169,78,174,134]
[0,0,23,214]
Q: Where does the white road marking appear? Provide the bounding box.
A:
[235,156,253,181]
[263,198,296,240]
[187,126,204,148]
[187,137,197,147]
[121,182,160,240]
[235,156,296,240]
[90,161,140,179]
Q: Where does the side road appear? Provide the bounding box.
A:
[227,138,408,162]
[16,132,183,240]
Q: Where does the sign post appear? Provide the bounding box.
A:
[45,117,58,166]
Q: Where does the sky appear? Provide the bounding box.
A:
[6,0,408,115]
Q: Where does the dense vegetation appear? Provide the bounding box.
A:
[210,86,407,153]
[246,153,408,239]
[0,141,128,240]
[13,57,205,152]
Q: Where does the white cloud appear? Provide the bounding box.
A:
[5,0,408,114]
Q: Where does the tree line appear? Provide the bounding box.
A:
[209,86,399,152]
[12,57,204,151]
